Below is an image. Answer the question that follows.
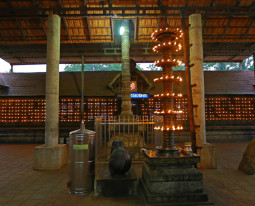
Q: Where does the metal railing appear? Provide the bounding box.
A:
[94,115,162,163]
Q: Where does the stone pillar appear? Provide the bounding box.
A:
[120,20,133,117]
[189,13,216,168]
[34,14,67,170]
[45,14,60,147]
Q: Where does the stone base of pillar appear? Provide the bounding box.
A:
[34,144,67,170]
[197,143,217,169]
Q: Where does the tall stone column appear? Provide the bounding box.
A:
[45,14,60,147]
[189,14,206,146]
[189,13,216,168]
[34,14,67,170]
[120,20,133,117]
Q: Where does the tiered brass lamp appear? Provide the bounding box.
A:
[152,26,184,156]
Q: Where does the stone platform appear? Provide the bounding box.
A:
[95,167,139,197]
[141,150,212,205]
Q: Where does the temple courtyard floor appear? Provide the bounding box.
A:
[0,142,254,206]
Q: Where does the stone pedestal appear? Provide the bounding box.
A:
[34,144,67,170]
[95,167,138,196]
[141,150,211,205]
[197,143,217,169]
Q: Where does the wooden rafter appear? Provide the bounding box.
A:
[39,18,47,39]
[57,0,70,40]
[81,0,90,40]
[110,17,114,41]
[185,0,189,7]
[0,4,254,18]
[210,0,215,6]
[234,0,241,7]
[242,18,254,39]
[203,0,215,28]
[221,16,233,39]
[62,18,71,40]
[134,17,138,41]
[15,19,26,40]
[86,17,91,40]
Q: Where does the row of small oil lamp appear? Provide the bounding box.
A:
[154,125,184,131]
[154,93,183,98]
[154,75,183,82]
[151,27,183,41]
[154,110,184,114]
[152,42,182,53]
[154,58,182,66]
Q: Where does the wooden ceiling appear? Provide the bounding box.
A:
[0,0,254,66]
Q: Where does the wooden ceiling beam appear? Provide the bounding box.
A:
[221,16,233,39]
[185,0,189,7]
[0,5,253,18]
[110,17,114,41]
[242,18,254,39]
[0,12,253,18]
[62,18,71,40]
[39,18,47,39]
[15,19,27,40]
[86,17,91,40]
[202,0,216,29]
[1,24,251,30]
[234,0,241,7]
[57,0,71,41]
[80,0,90,41]
[134,17,138,41]
[210,0,215,7]
[108,0,112,12]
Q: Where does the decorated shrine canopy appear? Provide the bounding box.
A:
[0,0,254,67]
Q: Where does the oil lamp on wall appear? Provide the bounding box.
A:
[152,26,184,156]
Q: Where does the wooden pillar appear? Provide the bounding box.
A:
[120,20,133,117]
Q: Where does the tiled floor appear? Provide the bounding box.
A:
[0,142,254,206]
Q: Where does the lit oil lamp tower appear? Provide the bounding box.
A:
[152,26,184,156]
[141,26,209,205]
